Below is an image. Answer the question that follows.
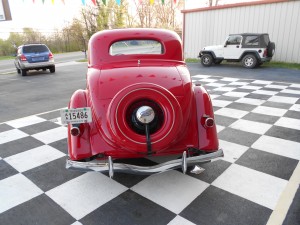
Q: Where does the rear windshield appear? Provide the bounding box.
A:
[109,40,164,56]
[23,45,49,54]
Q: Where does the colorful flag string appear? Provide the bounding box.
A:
[25,0,176,6]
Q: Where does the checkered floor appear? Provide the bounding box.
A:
[0,75,299,225]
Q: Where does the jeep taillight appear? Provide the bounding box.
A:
[49,52,53,59]
[20,54,27,61]
[263,49,267,57]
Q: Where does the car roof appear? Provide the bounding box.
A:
[229,33,269,36]
[88,28,183,66]
[19,44,47,48]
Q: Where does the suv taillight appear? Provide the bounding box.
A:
[20,54,27,61]
[49,52,53,59]
[263,49,267,57]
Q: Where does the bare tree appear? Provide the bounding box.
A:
[131,0,183,29]
[208,0,219,7]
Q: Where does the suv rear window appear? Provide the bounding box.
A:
[109,40,164,55]
[23,45,49,54]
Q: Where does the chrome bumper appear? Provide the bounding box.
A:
[20,61,55,69]
[66,149,224,178]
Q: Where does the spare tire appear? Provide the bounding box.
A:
[267,42,275,57]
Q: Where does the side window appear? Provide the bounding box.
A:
[226,35,242,45]
[244,36,259,46]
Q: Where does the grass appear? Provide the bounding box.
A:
[77,59,88,62]
[262,61,300,70]
[185,58,300,70]
[0,56,14,60]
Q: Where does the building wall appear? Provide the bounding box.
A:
[182,0,300,63]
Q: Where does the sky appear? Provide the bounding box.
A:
[0,0,84,39]
[0,0,258,39]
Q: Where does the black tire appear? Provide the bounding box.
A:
[21,69,27,76]
[16,68,21,74]
[242,54,257,69]
[267,42,275,57]
[42,68,46,71]
[201,54,213,67]
[49,66,55,73]
[214,59,223,64]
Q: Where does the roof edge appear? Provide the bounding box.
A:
[182,0,290,13]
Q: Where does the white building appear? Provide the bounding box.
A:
[182,0,300,63]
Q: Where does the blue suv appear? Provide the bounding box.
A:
[14,44,55,76]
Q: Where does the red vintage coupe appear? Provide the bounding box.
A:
[61,28,223,177]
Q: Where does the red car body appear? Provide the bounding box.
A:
[63,28,223,177]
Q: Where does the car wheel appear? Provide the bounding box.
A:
[267,42,275,57]
[49,66,55,73]
[16,68,21,74]
[21,69,27,76]
[201,54,213,67]
[242,54,257,69]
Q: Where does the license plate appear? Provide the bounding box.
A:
[60,107,92,125]
[32,57,44,62]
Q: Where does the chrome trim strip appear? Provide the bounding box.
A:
[182,151,187,174]
[66,149,224,177]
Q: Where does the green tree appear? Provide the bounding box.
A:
[22,28,41,43]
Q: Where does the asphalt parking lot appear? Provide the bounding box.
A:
[0,60,299,225]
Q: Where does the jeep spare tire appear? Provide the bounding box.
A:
[267,42,275,57]
[201,54,213,67]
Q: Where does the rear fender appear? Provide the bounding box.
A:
[68,89,92,160]
[194,86,219,152]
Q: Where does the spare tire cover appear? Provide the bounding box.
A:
[267,42,275,57]
[107,82,183,153]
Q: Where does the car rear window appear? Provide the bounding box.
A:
[109,40,164,55]
[23,45,49,54]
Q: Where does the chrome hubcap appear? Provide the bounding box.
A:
[204,57,210,64]
[136,106,155,124]
[245,57,253,66]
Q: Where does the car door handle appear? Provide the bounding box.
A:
[236,45,240,48]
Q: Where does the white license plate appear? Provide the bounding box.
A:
[60,107,92,125]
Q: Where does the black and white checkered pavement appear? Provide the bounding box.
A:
[0,75,299,225]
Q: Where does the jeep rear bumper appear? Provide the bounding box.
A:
[66,149,224,178]
[260,57,272,62]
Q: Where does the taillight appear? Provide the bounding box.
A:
[202,114,215,128]
[49,52,53,59]
[263,49,267,57]
[20,54,27,61]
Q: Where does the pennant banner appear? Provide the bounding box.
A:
[23,0,180,6]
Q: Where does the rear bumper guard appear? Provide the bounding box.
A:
[66,149,224,178]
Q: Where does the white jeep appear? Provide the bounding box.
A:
[198,33,275,69]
